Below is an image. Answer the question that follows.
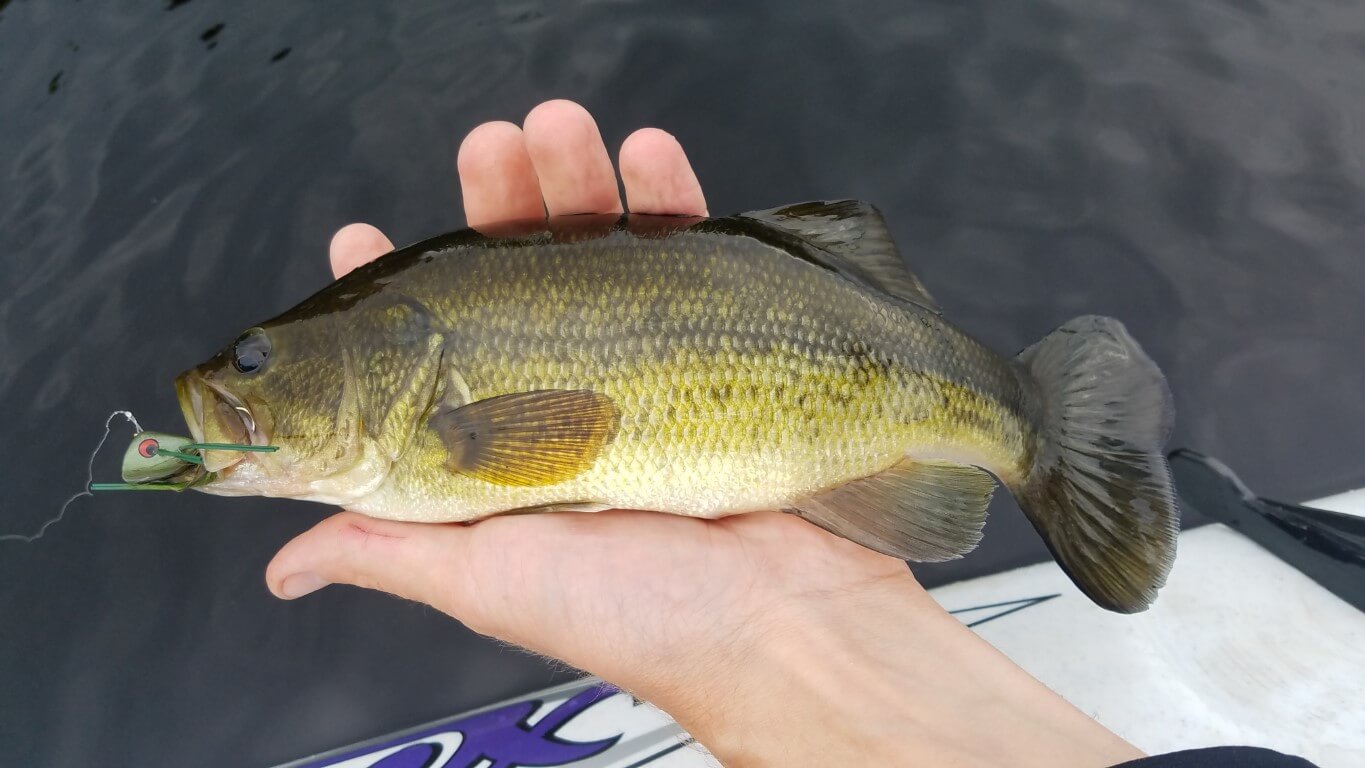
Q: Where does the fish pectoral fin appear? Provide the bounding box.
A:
[737,200,941,313]
[788,458,995,562]
[429,389,621,487]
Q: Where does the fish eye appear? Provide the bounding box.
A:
[232,328,271,374]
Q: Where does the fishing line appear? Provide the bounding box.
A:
[1,412,283,538]
[0,409,142,544]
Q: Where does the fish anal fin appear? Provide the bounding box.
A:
[429,389,621,487]
[789,458,995,562]
[738,200,940,313]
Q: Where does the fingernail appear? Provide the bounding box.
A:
[280,572,329,599]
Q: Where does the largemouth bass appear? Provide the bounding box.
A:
[176,201,1178,612]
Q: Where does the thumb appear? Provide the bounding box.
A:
[266,511,471,614]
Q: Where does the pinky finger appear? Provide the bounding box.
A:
[329,223,395,279]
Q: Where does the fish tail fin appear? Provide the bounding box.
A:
[1011,315,1180,613]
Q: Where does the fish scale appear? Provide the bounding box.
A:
[343,227,1028,522]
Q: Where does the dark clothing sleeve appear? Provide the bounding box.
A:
[1114,747,1319,767]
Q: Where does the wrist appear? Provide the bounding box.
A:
[640,569,1142,768]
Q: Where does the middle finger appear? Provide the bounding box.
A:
[522,100,623,216]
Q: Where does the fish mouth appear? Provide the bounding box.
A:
[175,372,269,472]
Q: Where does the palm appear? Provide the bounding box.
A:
[457,510,900,677]
[266,99,908,679]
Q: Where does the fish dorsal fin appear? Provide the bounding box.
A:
[738,200,940,313]
[429,389,621,487]
[788,458,995,562]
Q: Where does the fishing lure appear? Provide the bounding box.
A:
[91,432,278,492]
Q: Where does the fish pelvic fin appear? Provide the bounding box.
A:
[1013,315,1180,613]
[789,458,994,562]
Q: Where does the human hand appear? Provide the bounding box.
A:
[266,100,1143,768]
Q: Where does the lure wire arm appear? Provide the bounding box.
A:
[154,448,204,465]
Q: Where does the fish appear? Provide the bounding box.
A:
[175,200,1179,612]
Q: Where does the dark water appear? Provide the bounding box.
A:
[2,0,1364,765]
